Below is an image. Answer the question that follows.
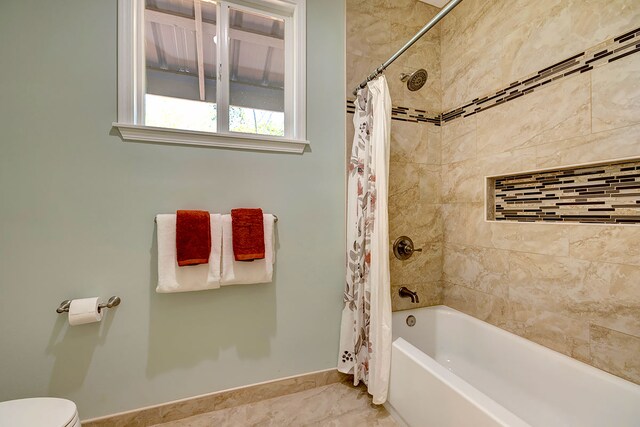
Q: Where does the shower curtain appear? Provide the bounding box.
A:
[338,76,392,405]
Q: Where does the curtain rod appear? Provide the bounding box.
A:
[352,0,464,96]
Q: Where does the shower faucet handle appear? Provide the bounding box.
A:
[393,236,422,260]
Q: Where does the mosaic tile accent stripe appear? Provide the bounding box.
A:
[346,26,640,127]
[346,99,440,125]
[442,25,640,123]
[489,160,640,224]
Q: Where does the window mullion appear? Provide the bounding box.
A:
[216,1,230,133]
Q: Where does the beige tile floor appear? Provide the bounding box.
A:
[151,382,398,427]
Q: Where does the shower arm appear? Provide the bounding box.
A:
[351,0,464,96]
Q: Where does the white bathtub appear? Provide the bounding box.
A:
[386,306,640,427]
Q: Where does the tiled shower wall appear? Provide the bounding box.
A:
[439,0,640,383]
[346,0,640,383]
[346,0,444,311]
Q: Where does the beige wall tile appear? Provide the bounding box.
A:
[442,39,502,111]
[509,252,640,338]
[479,146,537,177]
[476,74,591,156]
[420,164,441,204]
[442,114,476,144]
[510,302,591,363]
[424,126,442,165]
[389,161,420,202]
[443,244,509,298]
[442,282,476,314]
[442,202,492,247]
[509,0,640,89]
[592,263,640,337]
[442,128,476,164]
[535,123,640,169]
[442,115,477,165]
[509,252,624,332]
[440,0,503,109]
[390,242,442,286]
[569,225,640,266]
[570,0,640,43]
[500,0,570,84]
[490,223,570,257]
[441,0,640,110]
[442,282,511,327]
[346,11,391,61]
[347,0,442,112]
[442,158,482,203]
[390,202,443,247]
[497,0,640,84]
[389,162,440,208]
[390,121,441,165]
[391,20,439,47]
[345,54,381,98]
[391,24,439,68]
[384,0,441,28]
[440,0,499,55]
[346,0,387,20]
[443,133,537,206]
[592,55,640,133]
[508,253,589,311]
[590,325,640,384]
[346,0,441,112]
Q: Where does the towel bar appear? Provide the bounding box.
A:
[154,214,278,223]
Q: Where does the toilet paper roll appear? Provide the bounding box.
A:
[68,297,103,326]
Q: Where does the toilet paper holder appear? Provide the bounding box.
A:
[56,296,122,314]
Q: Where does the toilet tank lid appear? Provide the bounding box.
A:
[0,397,77,427]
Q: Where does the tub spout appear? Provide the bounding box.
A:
[399,286,419,303]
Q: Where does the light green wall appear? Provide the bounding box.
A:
[0,0,345,419]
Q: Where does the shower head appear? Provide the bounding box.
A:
[400,69,428,91]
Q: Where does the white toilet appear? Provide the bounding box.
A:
[0,398,80,427]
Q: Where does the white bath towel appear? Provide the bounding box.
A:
[221,214,275,286]
[156,213,222,293]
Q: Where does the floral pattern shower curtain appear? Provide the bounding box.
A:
[338,76,392,405]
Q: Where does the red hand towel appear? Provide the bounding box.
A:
[231,208,265,261]
[176,210,211,266]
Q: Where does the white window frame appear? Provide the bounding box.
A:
[113,0,308,154]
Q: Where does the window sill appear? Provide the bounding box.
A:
[112,123,310,154]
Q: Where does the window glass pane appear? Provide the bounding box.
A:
[144,0,217,132]
[229,106,284,136]
[200,0,217,23]
[146,0,195,18]
[146,94,217,132]
[228,7,285,136]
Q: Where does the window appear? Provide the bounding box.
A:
[114,0,308,153]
